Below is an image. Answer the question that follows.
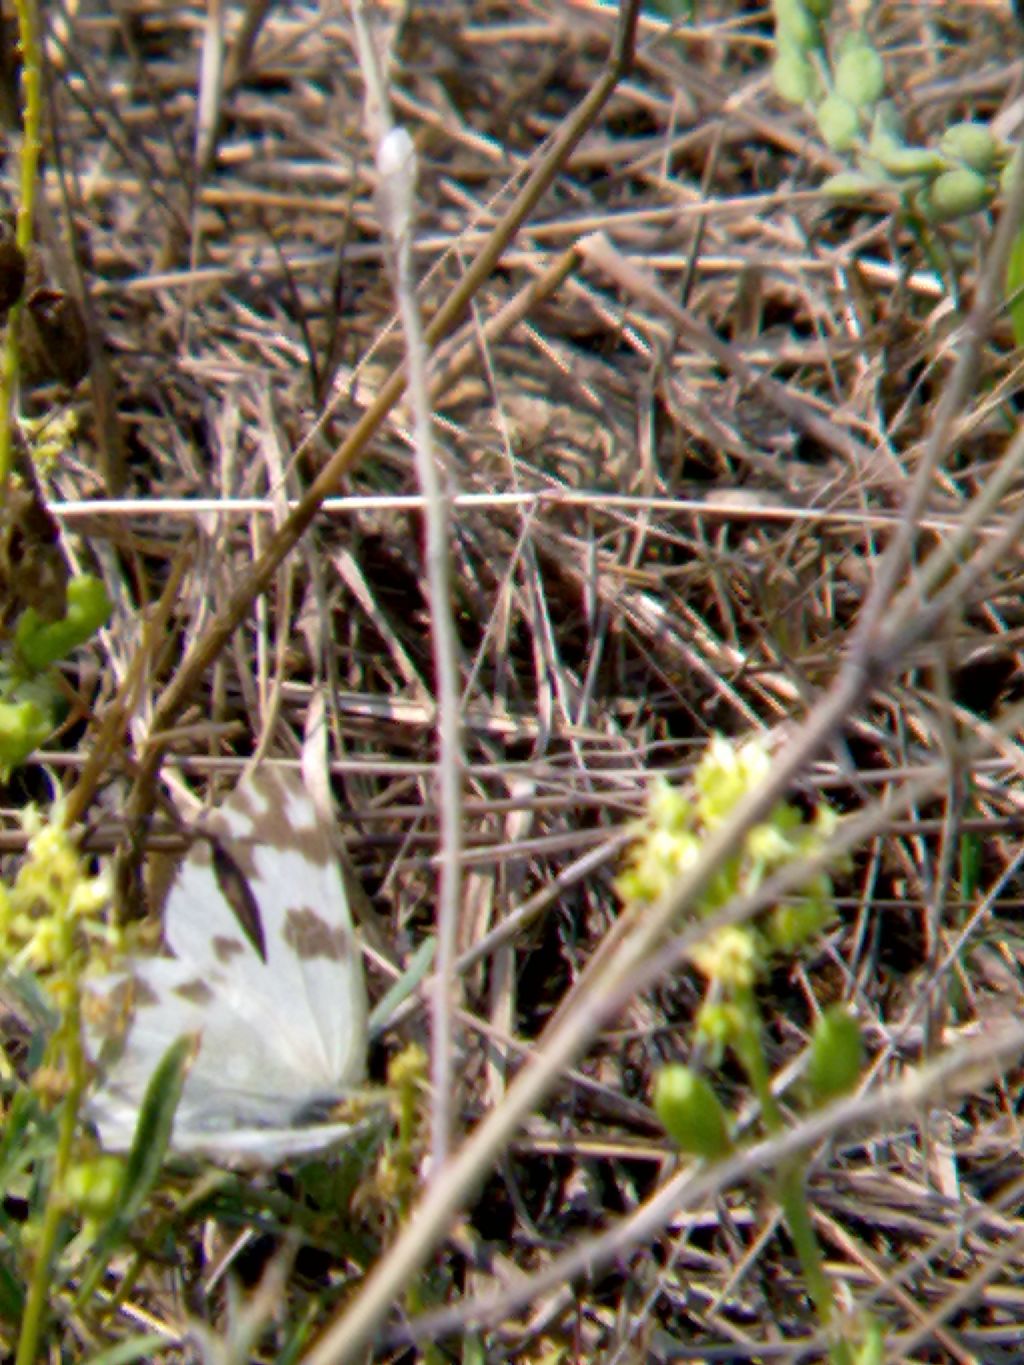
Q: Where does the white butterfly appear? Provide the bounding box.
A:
[84,766,368,1166]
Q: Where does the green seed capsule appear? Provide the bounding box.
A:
[653,1066,733,1160]
[939,122,999,174]
[807,1007,863,1103]
[834,42,885,109]
[816,93,860,152]
[922,167,995,221]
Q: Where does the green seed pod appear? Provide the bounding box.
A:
[772,46,817,106]
[653,1066,733,1160]
[921,167,995,222]
[807,1007,863,1103]
[772,0,821,52]
[816,93,860,152]
[939,121,999,174]
[834,41,885,109]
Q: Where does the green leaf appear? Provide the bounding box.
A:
[834,40,885,109]
[75,1035,192,1307]
[939,122,999,174]
[851,1315,886,1365]
[0,1086,55,1192]
[821,170,888,199]
[958,831,981,903]
[84,1335,171,1365]
[0,699,51,773]
[815,94,860,153]
[867,134,945,179]
[15,574,112,675]
[1006,218,1024,347]
[772,46,817,106]
[368,935,436,1036]
[0,1249,25,1322]
[772,0,821,52]
[920,167,994,223]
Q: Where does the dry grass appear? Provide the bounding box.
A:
[10,0,1024,1359]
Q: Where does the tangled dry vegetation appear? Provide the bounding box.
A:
[13,0,1024,1359]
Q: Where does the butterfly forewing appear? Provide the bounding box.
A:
[179,768,367,1089]
[84,766,368,1164]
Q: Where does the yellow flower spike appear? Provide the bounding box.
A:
[689,925,761,989]
[70,870,112,920]
[694,735,773,828]
[647,778,692,834]
[747,821,798,867]
[0,798,115,990]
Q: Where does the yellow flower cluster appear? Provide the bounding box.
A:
[0,801,115,1006]
[18,409,77,473]
[616,736,842,987]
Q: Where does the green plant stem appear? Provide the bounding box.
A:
[776,1159,851,1365]
[731,989,849,1364]
[732,989,785,1134]
[15,1003,85,1365]
[0,0,42,500]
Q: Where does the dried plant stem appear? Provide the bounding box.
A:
[65,543,194,827]
[392,670,1024,1344]
[129,0,641,807]
[347,0,465,1173]
[302,175,1024,1352]
[400,1015,1024,1347]
[302,665,867,1364]
[848,141,1024,651]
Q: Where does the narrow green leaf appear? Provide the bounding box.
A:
[0,1250,24,1322]
[1006,219,1024,347]
[75,1035,192,1306]
[85,1333,172,1365]
[0,1088,54,1191]
[369,936,436,1036]
[119,1034,192,1216]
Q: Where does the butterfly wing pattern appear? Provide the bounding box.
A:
[84,767,368,1165]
